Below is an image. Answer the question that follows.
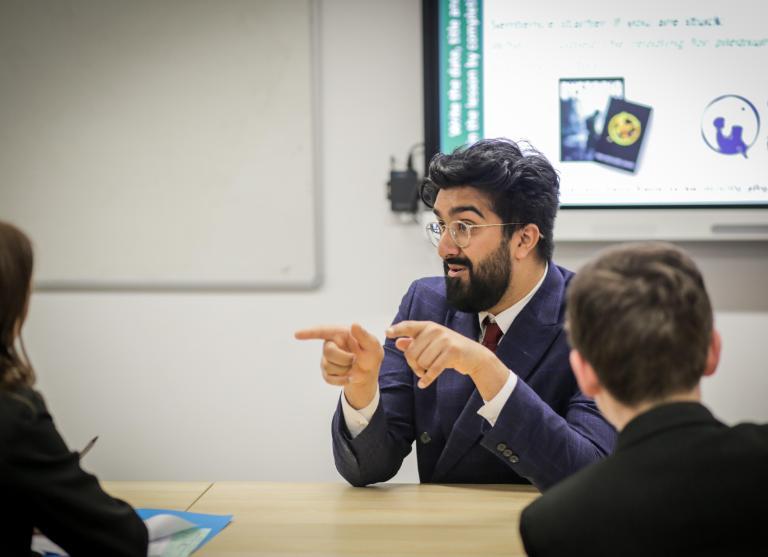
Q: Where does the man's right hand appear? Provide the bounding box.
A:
[294,323,384,409]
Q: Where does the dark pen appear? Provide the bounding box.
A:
[80,436,99,458]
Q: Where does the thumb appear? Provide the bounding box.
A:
[350,323,380,352]
[346,332,362,357]
[395,337,413,353]
[349,323,383,369]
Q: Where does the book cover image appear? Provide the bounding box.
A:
[593,97,653,172]
[559,78,625,162]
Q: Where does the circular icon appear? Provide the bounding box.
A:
[701,95,760,157]
[607,111,642,146]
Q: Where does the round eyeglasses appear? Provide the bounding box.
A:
[425,221,525,248]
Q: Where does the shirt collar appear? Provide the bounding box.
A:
[478,261,549,335]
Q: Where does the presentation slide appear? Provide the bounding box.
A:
[438,0,767,206]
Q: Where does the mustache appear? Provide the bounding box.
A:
[443,257,473,273]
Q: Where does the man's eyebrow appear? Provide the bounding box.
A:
[449,205,485,219]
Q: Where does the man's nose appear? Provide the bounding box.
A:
[437,229,460,259]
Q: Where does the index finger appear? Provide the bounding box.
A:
[294,325,350,341]
[386,320,430,339]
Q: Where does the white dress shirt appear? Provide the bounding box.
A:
[342,263,549,437]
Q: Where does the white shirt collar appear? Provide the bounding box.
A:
[478,261,549,335]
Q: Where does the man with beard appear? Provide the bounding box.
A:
[296,138,616,489]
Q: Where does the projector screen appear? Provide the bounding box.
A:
[423,0,768,215]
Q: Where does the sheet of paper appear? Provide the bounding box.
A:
[148,527,211,557]
[137,509,233,550]
[145,514,199,540]
[31,534,66,555]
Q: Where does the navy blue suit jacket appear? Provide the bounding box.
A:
[332,263,616,490]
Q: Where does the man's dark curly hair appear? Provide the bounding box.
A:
[420,138,560,261]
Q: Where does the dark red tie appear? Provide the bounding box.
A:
[481,318,503,353]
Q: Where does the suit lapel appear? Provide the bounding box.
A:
[435,309,479,440]
[495,315,560,384]
[433,264,566,480]
[495,264,565,383]
[433,308,483,480]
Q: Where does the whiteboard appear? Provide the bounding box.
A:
[0,0,321,290]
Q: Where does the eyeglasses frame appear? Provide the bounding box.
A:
[425,220,541,249]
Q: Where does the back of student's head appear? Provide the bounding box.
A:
[566,242,713,406]
[0,221,35,390]
[420,138,560,261]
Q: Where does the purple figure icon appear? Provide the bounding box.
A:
[713,117,748,158]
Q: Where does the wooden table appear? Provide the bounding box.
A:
[102,481,212,511]
[189,482,540,557]
[99,482,539,556]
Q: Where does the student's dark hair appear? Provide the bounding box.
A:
[0,221,35,391]
[420,138,560,261]
[566,242,713,406]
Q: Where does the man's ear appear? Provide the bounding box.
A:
[703,329,721,378]
[570,349,602,398]
[512,224,540,260]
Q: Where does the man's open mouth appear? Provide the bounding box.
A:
[446,264,468,278]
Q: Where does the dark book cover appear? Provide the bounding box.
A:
[593,97,652,172]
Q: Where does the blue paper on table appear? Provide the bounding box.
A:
[136,508,233,550]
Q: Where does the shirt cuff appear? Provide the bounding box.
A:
[476,369,517,427]
[341,387,380,438]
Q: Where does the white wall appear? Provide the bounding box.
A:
[25,0,768,482]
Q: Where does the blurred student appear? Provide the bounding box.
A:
[0,221,148,556]
[520,242,767,557]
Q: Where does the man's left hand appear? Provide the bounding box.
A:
[386,321,508,394]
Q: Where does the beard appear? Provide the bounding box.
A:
[444,240,512,313]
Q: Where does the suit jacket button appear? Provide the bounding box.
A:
[509,454,520,464]
[420,432,432,444]
[496,443,507,452]
[503,449,513,457]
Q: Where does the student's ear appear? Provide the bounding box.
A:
[570,349,602,398]
[512,224,540,260]
[703,329,721,378]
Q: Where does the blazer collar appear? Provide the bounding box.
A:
[493,262,564,383]
[617,402,722,452]
[435,310,480,437]
[431,308,480,480]
[432,262,565,479]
